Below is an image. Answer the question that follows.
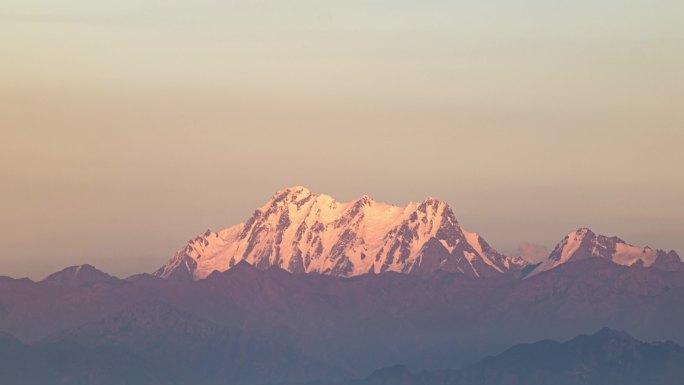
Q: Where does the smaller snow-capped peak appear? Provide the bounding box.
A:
[548,228,598,264]
[528,227,679,277]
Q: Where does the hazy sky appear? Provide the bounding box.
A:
[1,1,683,279]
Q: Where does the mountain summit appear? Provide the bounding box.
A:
[527,228,681,277]
[40,264,120,286]
[155,186,526,280]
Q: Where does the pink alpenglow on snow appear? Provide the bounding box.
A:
[154,186,526,281]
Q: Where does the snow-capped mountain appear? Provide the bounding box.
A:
[527,228,682,277]
[155,186,526,281]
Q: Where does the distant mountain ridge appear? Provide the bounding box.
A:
[527,228,681,277]
[5,327,682,385]
[154,186,525,280]
[294,328,684,385]
[4,256,684,384]
[40,264,120,286]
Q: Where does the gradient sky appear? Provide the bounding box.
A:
[1,1,683,279]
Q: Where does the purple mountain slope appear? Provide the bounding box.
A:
[319,329,684,385]
[2,259,684,382]
[46,300,341,385]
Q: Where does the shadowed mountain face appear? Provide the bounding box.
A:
[0,299,341,385]
[40,264,121,287]
[45,300,339,385]
[0,330,169,385]
[296,329,684,385]
[454,328,684,385]
[4,324,683,385]
[2,259,684,384]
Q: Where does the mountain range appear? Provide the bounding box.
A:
[2,327,683,385]
[154,186,680,281]
[285,328,684,385]
[3,256,684,384]
[1,186,683,384]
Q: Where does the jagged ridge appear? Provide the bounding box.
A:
[155,186,525,280]
[528,228,681,277]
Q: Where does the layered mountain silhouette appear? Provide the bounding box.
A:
[2,324,683,385]
[290,328,684,385]
[2,187,683,384]
[44,300,338,385]
[2,257,684,384]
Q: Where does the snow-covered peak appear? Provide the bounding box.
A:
[548,228,595,264]
[528,227,677,277]
[280,185,312,196]
[259,186,315,210]
[154,187,525,280]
